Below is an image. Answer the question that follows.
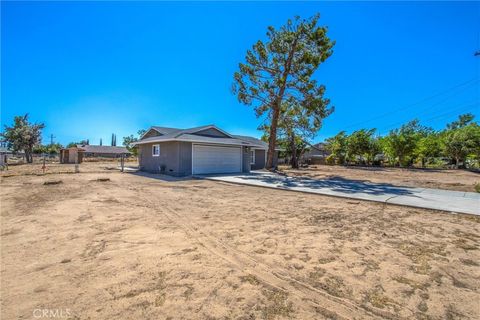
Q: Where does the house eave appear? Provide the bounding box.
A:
[133,138,253,147]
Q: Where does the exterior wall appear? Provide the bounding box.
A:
[60,149,84,164]
[242,146,251,173]
[139,142,250,176]
[251,149,266,170]
[138,141,193,176]
[68,150,77,163]
[192,128,229,138]
[178,142,193,176]
[249,149,280,170]
[139,141,184,176]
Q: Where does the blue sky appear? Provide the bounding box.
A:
[1,1,479,146]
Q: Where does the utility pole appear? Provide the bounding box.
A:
[50,134,56,145]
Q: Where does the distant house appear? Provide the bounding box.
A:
[77,145,131,158]
[133,125,279,176]
[0,146,25,166]
[59,145,130,164]
[302,142,331,165]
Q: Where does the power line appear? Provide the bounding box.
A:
[340,77,479,131]
[372,83,479,133]
[420,103,479,124]
[377,102,479,135]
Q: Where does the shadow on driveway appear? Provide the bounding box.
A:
[200,172,417,197]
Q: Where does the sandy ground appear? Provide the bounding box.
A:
[281,165,480,193]
[1,163,479,319]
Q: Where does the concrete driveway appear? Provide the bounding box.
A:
[197,171,479,215]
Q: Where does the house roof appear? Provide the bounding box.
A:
[0,146,26,154]
[76,145,130,154]
[311,142,328,150]
[143,125,234,139]
[134,125,267,148]
[150,126,183,135]
[0,146,12,154]
[232,135,269,149]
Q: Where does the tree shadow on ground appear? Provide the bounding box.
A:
[209,172,417,197]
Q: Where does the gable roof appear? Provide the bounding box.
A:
[134,125,267,148]
[179,125,234,138]
[232,135,268,149]
[76,145,130,154]
[148,126,182,136]
[140,125,234,140]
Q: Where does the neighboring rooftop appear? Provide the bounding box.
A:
[76,145,130,154]
[0,146,24,154]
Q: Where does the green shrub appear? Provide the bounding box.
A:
[475,183,480,193]
[325,155,336,165]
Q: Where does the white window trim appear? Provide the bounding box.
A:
[152,144,160,157]
[250,149,255,165]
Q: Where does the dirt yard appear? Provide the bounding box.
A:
[281,165,480,193]
[1,163,479,319]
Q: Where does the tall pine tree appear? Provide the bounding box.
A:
[233,14,334,169]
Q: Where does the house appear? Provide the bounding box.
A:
[133,125,278,176]
[0,146,25,166]
[59,145,130,164]
[302,142,331,165]
[77,145,131,158]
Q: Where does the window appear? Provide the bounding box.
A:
[250,149,255,164]
[152,144,160,157]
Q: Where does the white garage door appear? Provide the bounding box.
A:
[192,145,242,174]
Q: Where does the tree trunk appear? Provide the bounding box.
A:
[25,151,32,163]
[455,157,459,169]
[266,106,280,170]
[289,132,298,169]
[266,35,299,170]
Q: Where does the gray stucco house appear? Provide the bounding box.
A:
[133,125,278,176]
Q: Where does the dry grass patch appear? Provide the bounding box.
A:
[459,258,479,266]
[312,275,353,298]
[259,289,294,320]
[240,274,260,286]
[453,238,478,251]
[392,276,429,291]
[317,256,336,264]
[364,287,398,310]
[43,180,62,185]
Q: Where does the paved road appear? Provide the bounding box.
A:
[198,172,479,215]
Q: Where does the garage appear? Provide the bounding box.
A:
[192,144,242,174]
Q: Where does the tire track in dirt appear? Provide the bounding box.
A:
[142,196,402,320]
